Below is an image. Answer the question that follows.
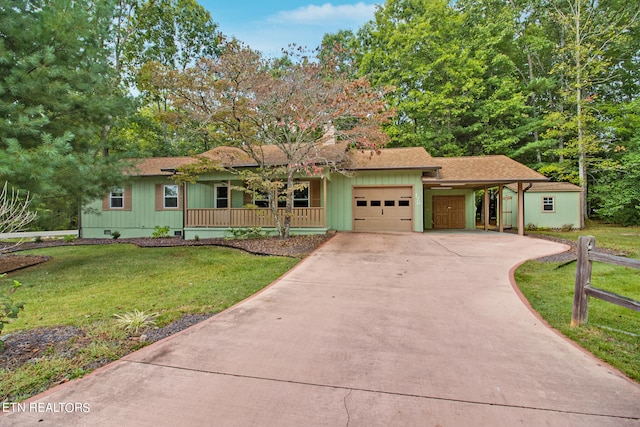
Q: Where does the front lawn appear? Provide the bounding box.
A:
[517,222,640,382]
[1,244,298,401]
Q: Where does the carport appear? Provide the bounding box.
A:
[423,155,549,235]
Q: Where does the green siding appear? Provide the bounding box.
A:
[326,170,424,232]
[187,182,215,208]
[81,177,183,238]
[423,189,476,230]
[503,188,581,230]
[83,170,427,237]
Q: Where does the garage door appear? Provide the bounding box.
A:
[353,186,413,232]
[433,196,466,229]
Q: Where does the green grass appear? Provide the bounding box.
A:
[1,244,298,401]
[3,244,297,332]
[517,221,640,382]
[531,219,640,258]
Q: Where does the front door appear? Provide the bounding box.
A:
[433,196,466,229]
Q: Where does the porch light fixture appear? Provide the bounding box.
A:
[433,186,453,190]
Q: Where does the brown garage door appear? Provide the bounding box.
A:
[353,186,413,232]
[433,196,466,229]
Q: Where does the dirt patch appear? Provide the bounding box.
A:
[0,254,51,274]
[0,315,215,374]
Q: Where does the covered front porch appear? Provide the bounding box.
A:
[182,177,327,237]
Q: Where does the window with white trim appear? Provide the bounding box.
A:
[164,185,179,208]
[214,184,228,208]
[542,196,555,212]
[252,181,309,208]
[293,185,309,207]
[110,188,124,209]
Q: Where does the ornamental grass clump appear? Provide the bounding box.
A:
[113,309,158,335]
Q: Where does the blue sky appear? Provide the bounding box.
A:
[199,1,380,57]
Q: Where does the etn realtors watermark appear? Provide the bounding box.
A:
[2,402,90,414]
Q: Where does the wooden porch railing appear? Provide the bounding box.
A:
[185,207,325,228]
[571,235,640,326]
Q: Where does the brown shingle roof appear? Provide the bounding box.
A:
[426,155,548,184]
[505,182,582,192]
[125,157,197,176]
[123,145,550,187]
[200,142,351,167]
[347,147,434,170]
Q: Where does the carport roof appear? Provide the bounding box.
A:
[505,181,583,192]
[424,155,549,188]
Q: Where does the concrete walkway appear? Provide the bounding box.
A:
[3,232,640,426]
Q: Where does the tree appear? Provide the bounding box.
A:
[547,0,640,226]
[167,43,394,238]
[0,182,36,235]
[119,0,222,155]
[0,0,131,229]
[0,182,37,253]
[357,0,534,156]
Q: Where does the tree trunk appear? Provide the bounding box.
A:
[575,0,587,228]
[283,175,295,239]
[526,49,542,163]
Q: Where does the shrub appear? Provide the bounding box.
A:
[63,234,76,243]
[194,235,200,241]
[111,230,121,239]
[1,275,25,352]
[525,223,537,231]
[151,225,170,238]
[225,227,269,240]
[33,236,43,243]
[113,309,158,335]
[560,224,574,232]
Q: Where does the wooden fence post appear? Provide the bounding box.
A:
[571,235,596,327]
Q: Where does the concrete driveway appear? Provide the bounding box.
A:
[3,232,640,426]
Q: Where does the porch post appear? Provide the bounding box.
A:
[182,182,188,232]
[323,176,327,228]
[483,185,490,231]
[227,179,232,228]
[517,182,525,236]
[498,184,504,233]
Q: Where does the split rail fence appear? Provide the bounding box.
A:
[571,235,640,326]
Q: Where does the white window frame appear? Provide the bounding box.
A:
[542,196,555,212]
[293,183,310,208]
[252,181,309,208]
[110,187,124,209]
[214,183,229,208]
[164,184,179,209]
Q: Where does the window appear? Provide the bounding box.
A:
[371,200,381,207]
[253,192,270,208]
[252,181,309,208]
[293,185,309,208]
[542,196,555,212]
[214,184,228,208]
[103,187,131,211]
[164,185,179,208]
[356,200,367,207]
[110,188,124,209]
[398,200,410,207]
[384,200,395,207]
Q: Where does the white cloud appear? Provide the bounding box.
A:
[269,2,377,25]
